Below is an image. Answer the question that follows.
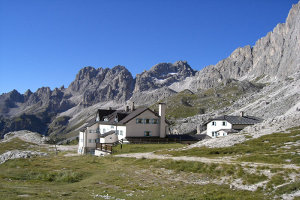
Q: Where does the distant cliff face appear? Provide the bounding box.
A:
[69,65,134,106]
[188,2,300,90]
[134,61,196,93]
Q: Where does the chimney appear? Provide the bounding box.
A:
[125,105,130,112]
[130,102,135,111]
[159,103,166,138]
[240,111,244,117]
[108,107,112,110]
[197,125,201,134]
[96,110,100,122]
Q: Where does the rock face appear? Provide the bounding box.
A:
[187,2,300,90]
[134,61,196,93]
[69,65,134,105]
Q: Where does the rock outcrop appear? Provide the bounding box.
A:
[134,61,196,93]
[187,2,300,90]
[0,150,48,164]
[69,65,134,105]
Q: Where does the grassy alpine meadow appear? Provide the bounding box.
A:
[0,154,273,200]
[112,143,185,154]
[157,127,300,165]
[0,128,299,199]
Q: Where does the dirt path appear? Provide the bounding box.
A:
[115,152,300,170]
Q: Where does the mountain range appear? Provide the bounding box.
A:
[1,1,300,139]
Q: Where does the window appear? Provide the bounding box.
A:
[89,130,92,133]
[111,125,115,129]
[88,139,92,143]
[116,130,119,135]
[103,129,106,133]
[212,131,217,137]
[136,118,143,124]
[152,119,159,124]
[144,131,151,136]
[144,119,150,124]
[222,121,227,126]
[212,121,216,126]
[120,130,123,136]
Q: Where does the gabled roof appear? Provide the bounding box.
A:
[100,110,130,125]
[206,115,262,125]
[118,107,149,124]
[87,118,98,126]
[97,109,116,121]
[100,130,115,137]
[79,127,87,132]
[86,106,169,127]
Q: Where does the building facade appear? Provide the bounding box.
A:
[206,112,262,138]
[78,103,168,154]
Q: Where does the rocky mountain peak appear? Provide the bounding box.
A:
[134,61,196,93]
[111,65,127,72]
[24,89,32,97]
[8,89,23,102]
[66,65,134,106]
[75,66,98,81]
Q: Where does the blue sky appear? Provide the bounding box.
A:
[0,0,298,94]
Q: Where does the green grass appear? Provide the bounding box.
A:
[157,127,300,165]
[0,138,34,154]
[112,143,185,154]
[0,133,298,199]
[266,173,286,190]
[275,181,300,196]
[0,155,272,200]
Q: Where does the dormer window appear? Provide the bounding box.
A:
[104,118,108,121]
[212,121,216,126]
[222,121,227,126]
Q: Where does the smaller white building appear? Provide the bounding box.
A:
[205,112,262,138]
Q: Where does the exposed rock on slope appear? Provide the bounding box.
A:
[2,130,47,144]
[186,2,300,91]
[68,65,134,105]
[131,61,195,106]
[130,87,177,106]
[0,66,135,137]
[134,61,196,93]
[0,150,48,165]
